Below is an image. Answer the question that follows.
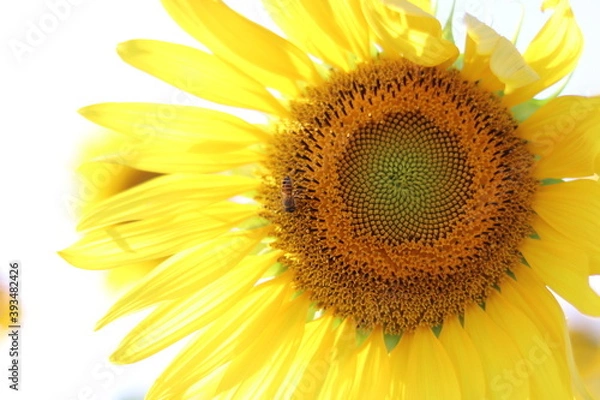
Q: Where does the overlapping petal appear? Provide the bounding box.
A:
[117,40,289,115]
[266,0,360,71]
[362,0,458,67]
[502,0,583,106]
[533,180,600,255]
[462,14,539,93]
[517,96,600,179]
[439,317,486,399]
[390,327,461,399]
[521,237,600,316]
[75,174,259,230]
[95,233,274,329]
[80,103,270,149]
[108,249,278,363]
[144,275,293,398]
[161,0,322,97]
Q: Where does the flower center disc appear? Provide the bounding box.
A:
[262,59,536,333]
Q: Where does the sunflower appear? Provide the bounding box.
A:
[61,0,600,398]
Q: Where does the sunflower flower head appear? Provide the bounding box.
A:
[61,0,600,398]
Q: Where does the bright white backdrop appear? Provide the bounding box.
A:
[1,1,599,399]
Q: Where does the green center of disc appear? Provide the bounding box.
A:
[337,111,473,244]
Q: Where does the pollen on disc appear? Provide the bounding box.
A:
[260,58,536,334]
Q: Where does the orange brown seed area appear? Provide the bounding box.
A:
[260,58,537,334]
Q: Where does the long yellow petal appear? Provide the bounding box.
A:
[284,313,337,399]
[145,274,292,398]
[316,318,358,400]
[439,317,486,399]
[502,0,583,107]
[486,287,572,399]
[96,233,273,329]
[216,295,310,394]
[517,96,600,179]
[97,148,263,174]
[533,180,600,255]
[521,237,600,316]
[328,0,371,60]
[295,0,360,62]
[161,0,322,97]
[222,295,312,399]
[117,40,288,116]
[79,103,270,148]
[109,251,278,363]
[361,0,458,67]
[502,266,587,397]
[391,327,461,399]
[389,329,410,399]
[77,174,259,230]
[349,328,391,398]
[61,210,258,270]
[261,0,352,70]
[464,302,530,399]
[533,214,600,270]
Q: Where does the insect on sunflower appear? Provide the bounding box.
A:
[61,0,600,398]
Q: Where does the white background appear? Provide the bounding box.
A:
[1,1,599,399]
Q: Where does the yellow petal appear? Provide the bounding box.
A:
[61,205,259,270]
[161,0,322,97]
[391,327,460,399]
[145,274,292,398]
[462,14,538,93]
[349,328,391,398]
[98,147,263,174]
[362,0,458,67]
[103,258,159,292]
[517,96,600,179]
[521,237,600,316]
[502,266,585,396]
[96,233,273,329]
[316,318,358,400]
[261,0,352,70]
[79,103,270,148]
[109,251,279,363]
[503,0,583,107]
[464,302,530,399]
[117,40,288,116]
[439,317,486,399]
[276,313,336,399]
[486,287,573,399]
[180,369,233,400]
[216,294,310,394]
[389,328,410,399]
[533,180,600,255]
[222,295,312,399]
[328,0,371,60]
[533,215,600,268]
[77,174,259,230]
